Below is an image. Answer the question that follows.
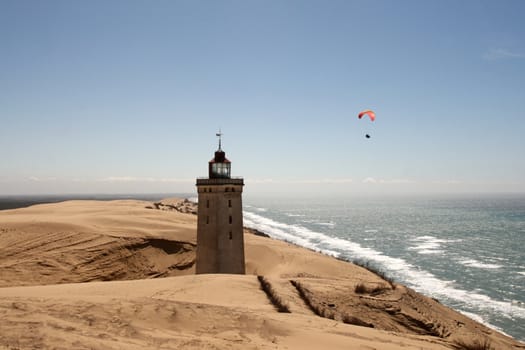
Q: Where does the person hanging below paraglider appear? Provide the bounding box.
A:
[358,109,375,139]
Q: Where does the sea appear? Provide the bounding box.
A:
[243,193,525,342]
[2,193,524,341]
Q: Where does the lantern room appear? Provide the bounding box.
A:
[208,131,231,179]
[209,149,231,179]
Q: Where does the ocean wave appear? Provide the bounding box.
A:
[243,211,340,256]
[415,249,445,255]
[285,213,305,217]
[243,209,525,323]
[459,311,506,335]
[459,259,502,270]
[244,205,268,212]
[407,236,450,255]
[317,222,336,228]
[301,219,336,228]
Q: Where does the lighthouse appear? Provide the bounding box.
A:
[195,132,245,274]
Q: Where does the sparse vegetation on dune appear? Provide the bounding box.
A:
[257,275,291,313]
[290,280,333,319]
[453,338,494,350]
[354,282,390,295]
[291,280,375,326]
[352,259,396,289]
[341,314,374,328]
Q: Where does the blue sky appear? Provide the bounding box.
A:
[1,0,524,195]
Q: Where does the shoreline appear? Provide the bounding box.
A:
[0,198,523,349]
[241,196,525,343]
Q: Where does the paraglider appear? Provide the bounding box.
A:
[358,109,376,139]
[358,109,376,122]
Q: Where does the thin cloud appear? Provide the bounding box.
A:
[296,178,354,184]
[101,176,150,182]
[362,177,378,184]
[362,177,414,184]
[100,177,192,183]
[245,178,276,184]
[431,180,462,185]
[483,48,525,61]
[246,178,354,184]
[27,176,57,182]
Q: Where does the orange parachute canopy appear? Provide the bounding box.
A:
[358,109,376,122]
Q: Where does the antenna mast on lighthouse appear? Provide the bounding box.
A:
[216,129,223,151]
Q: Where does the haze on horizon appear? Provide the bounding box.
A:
[1,1,524,196]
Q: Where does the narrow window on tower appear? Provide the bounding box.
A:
[229,231,232,240]
[228,199,232,207]
[229,215,232,224]
[206,216,209,224]
[206,199,209,208]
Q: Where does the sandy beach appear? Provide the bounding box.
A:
[0,199,523,349]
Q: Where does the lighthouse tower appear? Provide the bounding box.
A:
[195,132,245,274]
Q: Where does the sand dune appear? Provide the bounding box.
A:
[0,199,523,349]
